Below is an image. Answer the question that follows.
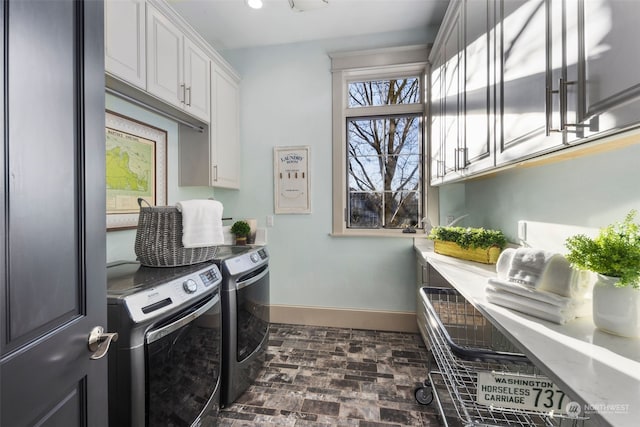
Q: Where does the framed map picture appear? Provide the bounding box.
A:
[274,146,311,214]
[106,111,167,230]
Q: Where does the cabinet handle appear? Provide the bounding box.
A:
[180,83,186,103]
[458,147,468,169]
[545,81,561,135]
[186,86,192,106]
[560,79,587,131]
[213,165,218,182]
[559,78,567,131]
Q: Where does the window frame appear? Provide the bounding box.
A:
[330,46,435,237]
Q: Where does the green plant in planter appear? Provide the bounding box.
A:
[428,226,507,249]
[230,220,251,238]
[565,210,640,289]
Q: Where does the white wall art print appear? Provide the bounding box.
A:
[274,146,311,214]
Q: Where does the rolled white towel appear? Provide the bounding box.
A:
[496,248,516,280]
[175,199,225,248]
[496,247,594,300]
[507,248,560,287]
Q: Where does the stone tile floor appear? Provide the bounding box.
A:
[217,323,449,427]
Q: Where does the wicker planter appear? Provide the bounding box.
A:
[434,240,502,264]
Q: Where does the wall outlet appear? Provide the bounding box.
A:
[266,215,274,227]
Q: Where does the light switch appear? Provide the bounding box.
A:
[518,221,527,241]
[266,215,274,227]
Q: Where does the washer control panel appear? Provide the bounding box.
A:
[224,247,269,276]
[123,264,221,323]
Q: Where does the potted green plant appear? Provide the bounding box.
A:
[565,210,640,337]
[428,226,507,264]
[230,220,251,246]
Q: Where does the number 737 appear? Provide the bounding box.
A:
[533,387,566,410]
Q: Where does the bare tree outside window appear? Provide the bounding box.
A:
[346,77,422,229]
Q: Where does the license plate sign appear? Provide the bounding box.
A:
[476,372,568,413]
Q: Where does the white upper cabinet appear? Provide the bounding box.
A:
[462,0,495,174]
[496,0,564,165]
[178,65,240,189]
[430,0,640,185]
[210,66,240,189]
[104,0,146,89]
[146,3,210,122]
[430,0,495,184]
[146,4,182,108]
[429,1,463,185]
[430,48,445,185]
[184,38,211,122]
[564,0,640,142]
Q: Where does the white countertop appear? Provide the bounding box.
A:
[414,239,640,427]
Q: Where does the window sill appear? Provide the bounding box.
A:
[329,229,430,238]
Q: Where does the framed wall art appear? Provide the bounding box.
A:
[106,111,167,230]
[274,146,311,214]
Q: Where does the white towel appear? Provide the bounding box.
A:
[175,199,224,248]
[487,278,589,307]
[495,248,593,299]
[486,286,591,324]
[507,248,560,287]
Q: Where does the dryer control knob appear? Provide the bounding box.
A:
[250,253,260,263]
[183,279,198,293]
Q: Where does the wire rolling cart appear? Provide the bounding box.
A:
[415,287,587,427]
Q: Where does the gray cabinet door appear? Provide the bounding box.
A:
[496,0,564,165]
[565,0,640,141]
[0,1,107,426]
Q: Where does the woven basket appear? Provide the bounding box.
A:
[134,198,218,267]
[434,240,502,264]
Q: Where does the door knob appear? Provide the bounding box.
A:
[87,326,118,360]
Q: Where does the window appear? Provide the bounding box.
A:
[331,47,431,236]
[347,79,422,229]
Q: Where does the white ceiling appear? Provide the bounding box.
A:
[168,0,450,51]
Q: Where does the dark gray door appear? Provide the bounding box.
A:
[0,1,107,426]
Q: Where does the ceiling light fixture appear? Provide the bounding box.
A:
[246,0,263,9]
[288,0,329,12]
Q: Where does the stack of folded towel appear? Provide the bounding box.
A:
[175,199,225,248]
[487,248,594,324]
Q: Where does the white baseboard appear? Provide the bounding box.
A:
[269,304,418,333]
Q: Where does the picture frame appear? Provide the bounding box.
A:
[274,146,311,214]
[106,111,167,230]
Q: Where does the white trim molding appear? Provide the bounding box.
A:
[270,304,418,333]
[329,46,430,236]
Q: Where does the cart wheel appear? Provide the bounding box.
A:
[414,386,433,405]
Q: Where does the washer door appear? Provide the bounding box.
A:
[235,265,269,361]
[145,293,221,426]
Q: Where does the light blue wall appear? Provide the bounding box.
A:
[439,141,640,243]
[217,30,435,312]
[105,94,214,262]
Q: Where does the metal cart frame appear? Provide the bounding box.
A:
[416,287,586,427]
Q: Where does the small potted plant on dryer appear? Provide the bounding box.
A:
[230,220,251,246]
[565,210,640,337]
